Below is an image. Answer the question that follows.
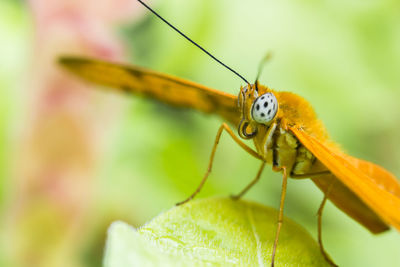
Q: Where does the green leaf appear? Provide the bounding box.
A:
[104,197,331,266]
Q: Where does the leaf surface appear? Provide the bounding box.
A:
[104,197,331,266]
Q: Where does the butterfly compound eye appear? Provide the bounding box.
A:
[251,93,278,124]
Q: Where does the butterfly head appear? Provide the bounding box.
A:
[238,83,279,139]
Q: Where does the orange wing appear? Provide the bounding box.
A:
[59,56,240,125]
[290,126,400,232]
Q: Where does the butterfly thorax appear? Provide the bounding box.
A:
[253,120,316,176]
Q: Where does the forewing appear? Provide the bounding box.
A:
[290,126,400,231]
[343,155,400,198]
[59,56,240,125]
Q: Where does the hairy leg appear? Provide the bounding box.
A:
[176,123,262,206]
[231,161,266,200]
[317,188,338,266]
[271,166,288,267]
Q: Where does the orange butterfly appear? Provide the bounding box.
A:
[59,56,400,266]
[58,1,400,266]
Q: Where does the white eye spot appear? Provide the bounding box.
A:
[251,93,278,124]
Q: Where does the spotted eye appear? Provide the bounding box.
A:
[251,93,278,124]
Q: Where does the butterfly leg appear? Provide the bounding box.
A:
[176,123,262,206]
[271,166,288,267]
[290,170,330,179]
[317,193,338,266]
[230,161,266,200]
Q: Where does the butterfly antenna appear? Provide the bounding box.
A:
[136,0,250,85]
[255,52,272,90]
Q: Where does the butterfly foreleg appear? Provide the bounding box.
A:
[176,123,262,206]
[271,166,288,267]
[230,161,266,200]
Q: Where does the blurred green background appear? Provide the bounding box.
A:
[1,0,399,266]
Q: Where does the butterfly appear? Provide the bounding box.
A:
[58,0,400,266]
